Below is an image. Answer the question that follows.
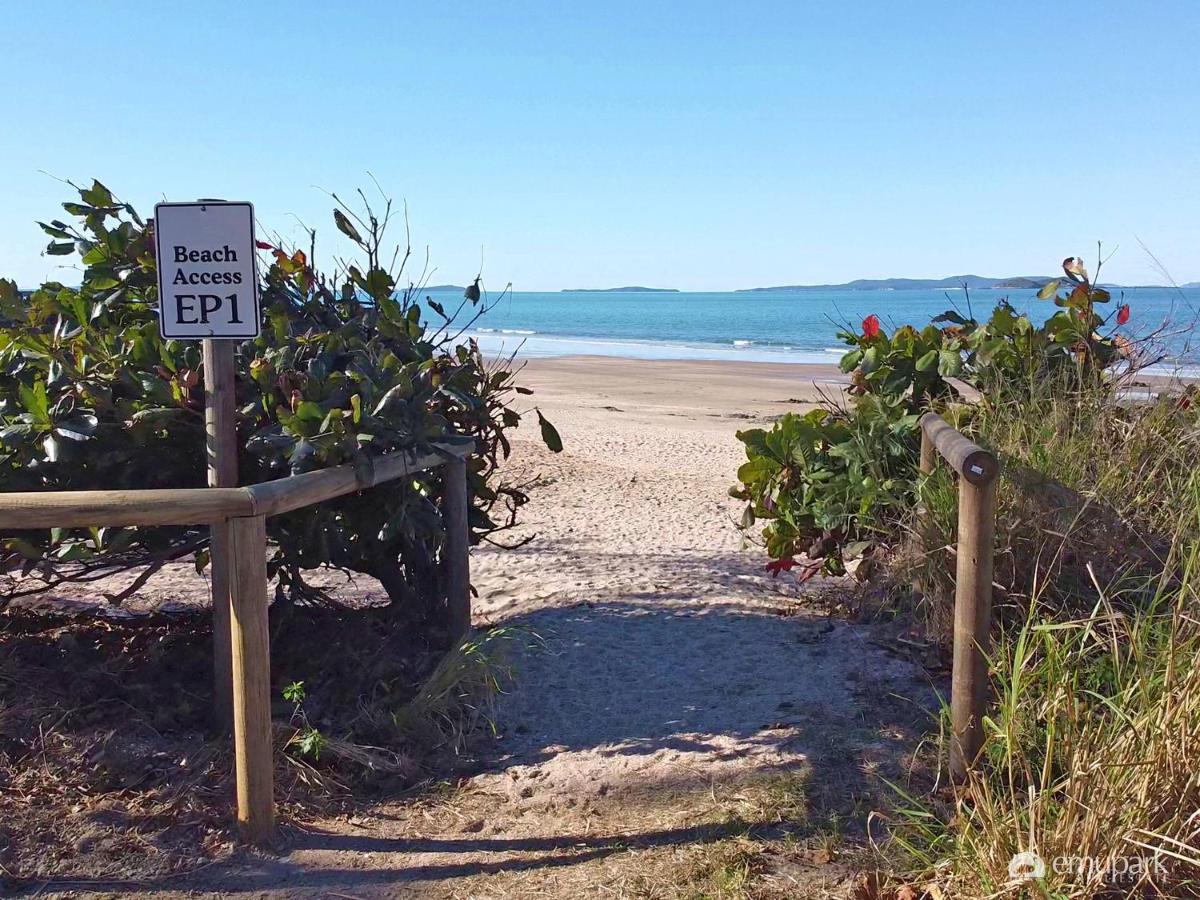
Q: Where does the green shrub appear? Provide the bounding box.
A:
[0,180,559,628]
[734,259,1134,577]
[951,259,1130,401]
[732,398,919,576]
[733,313,954,576]
[878,262,1198,897]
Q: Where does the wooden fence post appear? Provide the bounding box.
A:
[913,428,936,599]
[919,428,936,476]
[949,473,996,782]
[204,339,238,730]
[228,513,275,846]
[443,455,471,643]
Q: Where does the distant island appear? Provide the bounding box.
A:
[565,287,679,293]
[424,284,466,291]
[737,275,1184,292]
[736,275,1057,292]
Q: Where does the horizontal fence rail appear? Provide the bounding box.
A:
[0,440,474,845]
[0,444,470,528]
[918,413,999,782]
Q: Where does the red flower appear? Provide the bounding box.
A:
[765,557,796,577]
[1117,304,1131,325]
[862,314,881,339]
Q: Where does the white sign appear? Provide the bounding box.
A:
[154,201,260,339]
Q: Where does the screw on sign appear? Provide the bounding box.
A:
[154,201,261,339]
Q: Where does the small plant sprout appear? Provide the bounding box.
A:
[282,681,306,704]
[282,679,326,762]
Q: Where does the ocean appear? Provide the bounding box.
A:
[424,287,1200,375]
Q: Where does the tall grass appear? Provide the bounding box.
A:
[389,626,527,755]
[887,376,1200,897]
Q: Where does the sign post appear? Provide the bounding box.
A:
[155,201,260,730]
[202,339,237,727]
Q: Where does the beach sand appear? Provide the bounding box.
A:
[10,357,850,616]
[11,357,938,897]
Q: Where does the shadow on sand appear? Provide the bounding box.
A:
[17,546,939,897]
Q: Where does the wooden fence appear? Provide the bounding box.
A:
[917,412,999,782]
[0,442,473,845]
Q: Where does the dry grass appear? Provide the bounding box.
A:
[882,377,1200,898]
[0,608,521,886]
[388,625,528,756]
[588,773,881,899]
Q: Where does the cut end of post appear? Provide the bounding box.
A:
[960,448,999,487]
[919,413,999,486]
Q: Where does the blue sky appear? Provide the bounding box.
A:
[2,1,1197,290]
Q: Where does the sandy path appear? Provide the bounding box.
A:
[143,358,934,898]
[13,358,933,898]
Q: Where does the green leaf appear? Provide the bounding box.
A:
[81,245,108,266]
[536,409,563,453]
[937,349,963,377]
[81,180,114,208]
[932,310,968,326]
[333,209,363,244]
[5,538,43,561]
[372,379,413,415]
[838,349,863,373]
[860,347,880,373]
[283,681,306,703]
[56,542,92,562]
[293,401,325,423]
[296,727,325,760]
[990,303,1018,333]
[45,241,75,256]
[915,349,938,372]
[1036,280,1060,300]
[38,221,73,240]
[19,380,50,422]
[736,455,777,484]
[364,268,395,300]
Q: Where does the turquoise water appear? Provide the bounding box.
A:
[424,287,1200,374]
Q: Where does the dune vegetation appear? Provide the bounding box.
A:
[734,256,1200,897]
